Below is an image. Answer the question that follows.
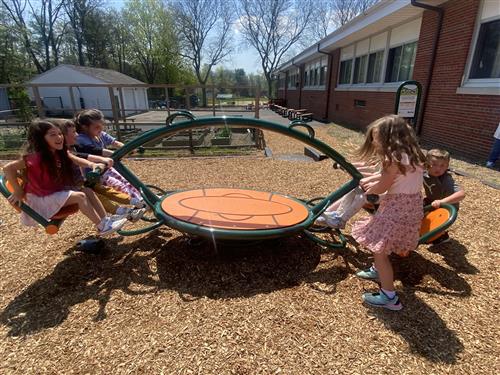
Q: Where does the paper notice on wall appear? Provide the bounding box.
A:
[397,84,418,117]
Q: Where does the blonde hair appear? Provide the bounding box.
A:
[357,115,426,174]
[426,149,450,162]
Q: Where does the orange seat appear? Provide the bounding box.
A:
[51,204,79,219]
[6,177,78,220]
[419,207,450,243]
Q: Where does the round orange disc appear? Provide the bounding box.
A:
[160,188,310,230]
[419,207,450,243]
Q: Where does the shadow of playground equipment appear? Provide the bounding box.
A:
[0,231,321,337]
[154,234,321,300]
[0,232,471,365]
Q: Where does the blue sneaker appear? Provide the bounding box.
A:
[356,266,379,281]
[362,290,403,311]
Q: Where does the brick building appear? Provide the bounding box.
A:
[276,0,499,160]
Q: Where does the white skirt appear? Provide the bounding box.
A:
[21,191,72,227]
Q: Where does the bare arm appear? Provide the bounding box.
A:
[112,140,125,148]
[87,154,113,168]
[3,159,26,205]
[361,164,398,195]
[68,152,99,170]
[431,190,465,208]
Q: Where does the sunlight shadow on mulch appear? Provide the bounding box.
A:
[1,232,323,336]
[369,291,465,364]
[155,235,322,300]
[0,231,171,337]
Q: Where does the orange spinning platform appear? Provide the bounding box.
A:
[160,188,310,230]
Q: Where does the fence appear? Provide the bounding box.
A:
[0,83,268,154]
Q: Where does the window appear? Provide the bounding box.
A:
[470,19,500,79]
[366,51,384,83]
[339,60,352,84]
[385,42,417,82]
[303,58,327,88]
[288,68,299,89]
[353,55,368,84]
[320,65,327,85]
[354,99,366,107]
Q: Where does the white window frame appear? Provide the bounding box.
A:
[457,0,500,95]
[303,57,327,90]
[336,17,421,93]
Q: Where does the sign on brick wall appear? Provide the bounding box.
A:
[395,80,422,127]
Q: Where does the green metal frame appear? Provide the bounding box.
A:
[110,114,363,241]
[0,112,458,246]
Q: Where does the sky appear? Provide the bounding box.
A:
[108,0,262,74]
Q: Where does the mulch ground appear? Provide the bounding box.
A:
[0,119,499,374]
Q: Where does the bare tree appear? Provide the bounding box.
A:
[63,0,102,66]
[171,0,233,106]
[2,0,45,72]
[309,0,379,41]
[237,0,314,97]
[28,0,66,69]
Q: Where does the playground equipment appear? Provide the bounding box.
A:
[0,111,457,248]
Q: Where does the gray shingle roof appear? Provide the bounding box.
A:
[67,65,145,84]
[30,64,145,84]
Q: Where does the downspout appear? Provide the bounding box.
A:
[317,43,334,122]
[411,0,444,136]
[292,59,302,108]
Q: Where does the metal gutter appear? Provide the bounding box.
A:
[410,0,444,136]
[291,59,302,108]
[317,43,334,121]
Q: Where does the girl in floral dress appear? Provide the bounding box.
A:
[351,115,427,311]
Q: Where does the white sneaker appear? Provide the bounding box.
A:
[486,161,495,168]
[115,206,129,215]
[97,216,127,236]
[130,197,146,209]
[127,208,146,222]
[324,211,346,229]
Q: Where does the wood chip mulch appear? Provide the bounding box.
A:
[0,123,499,374]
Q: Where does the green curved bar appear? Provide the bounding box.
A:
[418,203,457,244]
[0,174,52,228]
[111,116,363,222]
[165,110,195,126]
[117,220,166,236]
[288,122,315,138]
[303,229,347,249]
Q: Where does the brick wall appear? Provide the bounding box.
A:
[286,90,300,109]
[418,0,500,160]
[279,0,499,160]
[327,50,395,130]
[301,90,328,120]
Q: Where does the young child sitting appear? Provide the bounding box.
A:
[54,119,146,222]
[423,149,465,245]
[74,109,145,205]
[3,120,127,236]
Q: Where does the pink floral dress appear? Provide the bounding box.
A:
[351,155,424,255]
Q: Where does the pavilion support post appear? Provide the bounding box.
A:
[69,86,76,116]
[33,86,45,118]
[108,86,121,141]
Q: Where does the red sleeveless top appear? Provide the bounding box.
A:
[24,153,66,197]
